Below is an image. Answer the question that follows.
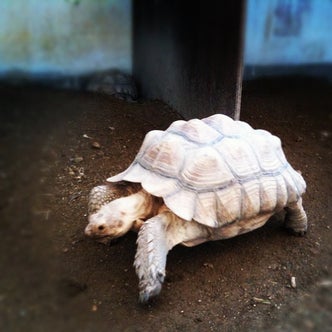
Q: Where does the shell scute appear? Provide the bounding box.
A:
[169,118,221,144]
[180,147,234,190]
[241,180,262,219]
[214,182,242,225]
[216,138,261,179]
[138,133,186,178]
[202,114,247,136]
[282,169,304,203]
[163,188,197,221]
[275,174,288,209]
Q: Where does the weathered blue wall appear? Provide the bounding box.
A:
[244,0,332,79]
[1,0,331,81]
[0,0,131,77]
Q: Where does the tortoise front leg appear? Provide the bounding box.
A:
[134,211,210,303]
[134,213,169,303]
[284,198,308,236]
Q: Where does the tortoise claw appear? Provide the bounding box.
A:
[286,227,307,237]
[138,279,163,304]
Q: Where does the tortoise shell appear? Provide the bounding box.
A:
[107,114,306,228]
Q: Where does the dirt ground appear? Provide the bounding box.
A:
[0,77,331,332]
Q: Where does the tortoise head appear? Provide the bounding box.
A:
[85,197,135,243]
[85,184,157,244]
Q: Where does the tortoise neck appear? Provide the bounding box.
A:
[122,189,159,222]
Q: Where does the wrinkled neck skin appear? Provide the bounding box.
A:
[117,190,151,221]
[87,190,163,240]
[117,190,162,227]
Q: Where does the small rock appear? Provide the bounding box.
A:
[252,297,271,305]
[91,304,98,312]
[75,167,85,180]
[71,156,83,163]
[68,192,81,202]
[203,262,214,269]
[91,141,101,149]
[291,276,296,288]
[320,130,330,140]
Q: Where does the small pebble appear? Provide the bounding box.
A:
[291,276,296,288]
[72,156,83,163]
[91,141,101,149]
[320,130,330,140]
[91,304,98,312]
[253,297,271,305]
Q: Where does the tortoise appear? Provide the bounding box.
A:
[85,114,307,303]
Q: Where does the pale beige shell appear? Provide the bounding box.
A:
[107,114,306,228]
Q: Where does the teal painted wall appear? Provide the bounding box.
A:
[0,0,131,76]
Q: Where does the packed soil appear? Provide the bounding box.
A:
[0,77,331,332]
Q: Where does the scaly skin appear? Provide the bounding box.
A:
[284,198,308,236]
[134,211,210,303]
[88,181,141,214]
[134,215,167,303]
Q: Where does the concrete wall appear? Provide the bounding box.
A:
[133,0,246,120]
[0,0,131,77]
[1,0,331,81]
[2,0,330,118]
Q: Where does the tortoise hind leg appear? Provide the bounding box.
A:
[284,198,308,236]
